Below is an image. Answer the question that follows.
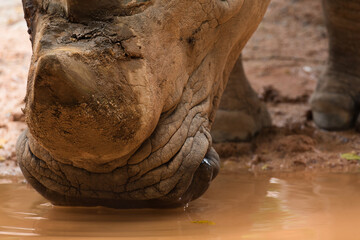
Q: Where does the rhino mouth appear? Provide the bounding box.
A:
[17,124,220,208]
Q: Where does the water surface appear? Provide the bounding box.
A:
[1,170,360,239]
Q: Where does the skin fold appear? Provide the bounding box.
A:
[212,0,360,142]
[17,0,270,208]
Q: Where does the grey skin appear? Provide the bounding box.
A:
[212,0,360,142]
[17,0,269,208]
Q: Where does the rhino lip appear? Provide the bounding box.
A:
[17,130,220,208]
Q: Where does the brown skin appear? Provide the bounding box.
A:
[213,0,360,142]
[17,0,270,208]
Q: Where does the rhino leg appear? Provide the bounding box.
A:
[211,55,271,142]
[311,0,360,130]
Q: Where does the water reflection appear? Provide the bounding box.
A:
[1,171,360,239]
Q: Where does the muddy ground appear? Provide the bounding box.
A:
[0,0,359,177]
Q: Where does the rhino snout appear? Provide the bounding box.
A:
[26,50,160,170]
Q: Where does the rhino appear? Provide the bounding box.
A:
[16,0,360,208]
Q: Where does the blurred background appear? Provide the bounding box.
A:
[0,0,30,174]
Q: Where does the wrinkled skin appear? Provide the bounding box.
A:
[17,0,270,208]
[212,0,360,142]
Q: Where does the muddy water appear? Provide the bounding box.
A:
[1,170,360,240]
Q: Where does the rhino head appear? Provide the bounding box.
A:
[17,0,269,208]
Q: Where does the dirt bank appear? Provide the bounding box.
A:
[0,0,359,177]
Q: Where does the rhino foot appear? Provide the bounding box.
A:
[310,69,360,130]
[211,55,271,143]
[211,103,271,142]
